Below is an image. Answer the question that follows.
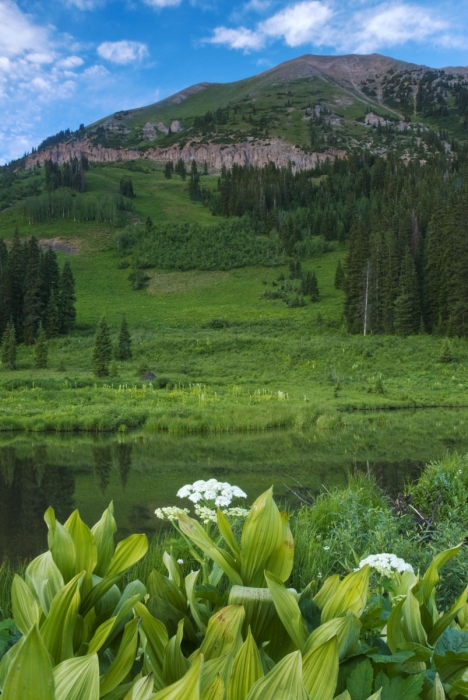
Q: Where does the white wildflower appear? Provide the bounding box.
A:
[194,504,218,524]
[177,559,184,565]
[155,506,190,522]
[358,553,414,576]
[323,546,330,551]
[176,479,247,507]
[223,507,250,518]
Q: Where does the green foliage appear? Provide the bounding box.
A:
[120,176,135,199]
[92,316,112,377]
[115,315,132,361]
[1,322,16,370]
[34,324,48,369]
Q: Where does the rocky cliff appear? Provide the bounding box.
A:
[25,137,345,172]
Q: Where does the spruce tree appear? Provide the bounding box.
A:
[34,324,48,369]
[334,259,345,290]
[92,316,112,377]
[1,321,16,370]
[188,160,201,201]
[45,291,60,339]
[23,236,42,344]
[40,247,60,312]
[114,315,132,360]
[164,161,174,179]
[309,271,320,302]
[394,248,421,337]
[58,261,76,334]
[3,229,25,341]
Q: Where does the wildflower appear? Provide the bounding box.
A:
[177,479,247,507]
[358,553,414,576]
[323,546,330,551]
[223,507,249,518]
[154,506,190,522]
[177,559,184,565]
[194,504,218,524]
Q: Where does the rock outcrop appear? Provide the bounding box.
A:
[25,138,345,172]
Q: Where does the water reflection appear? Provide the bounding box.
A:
[1,407,468,563]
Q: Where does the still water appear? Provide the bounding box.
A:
[1,408,468,563]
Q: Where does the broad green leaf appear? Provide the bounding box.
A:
[88,593,142,654]
[54,654,100,700]
[420,545,462,607]
[428,585,468,645]
[334,693,351,700]
[2,624,54,700]
[375,671,424,700]
[366,692,382,700]
[178,513,242,586]
[41,571,84,664]
[64,510,98,588]
[427,673,445,700]
[147,569,186,612]
[314,575,340,610]
[81,534,148,615]
[146,593,198,642]
[152,654,203,700]
[202,674,225,700]
[229,628,264,700]
[386,598,406,654]
[240,488,284,587]
[303,613,361,661]
[11,574,41,635]
[201,653,234,696]
[401,590,428,648]
[134,603,168,677]
[26,551,64,615]
[0,635,24,692]
[302,636,338,700]
[321,566,370,623]
[245,650,308,700]
[123,674,155,700]
[99,617,140,697]
[163,552,184,590]
[345,659,373,700]
[194,605,245,662]
[217,508,240,558]
[186,570,210,634]
[114,581,147,617]
[265,571,308,651]
[163,620,191,685]
[45,506,76,582]
[91,502,117,577]
[263,512,294,583]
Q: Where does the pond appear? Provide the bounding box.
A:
[1,408,468,563]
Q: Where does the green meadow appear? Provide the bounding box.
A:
[1,162,467,433]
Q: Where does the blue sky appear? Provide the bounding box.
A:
[0,0,467,163]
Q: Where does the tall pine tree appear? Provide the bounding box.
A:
[58,261,76,334]
[92,316,112,377]
[394,248,421,337]
[114,315,132,360]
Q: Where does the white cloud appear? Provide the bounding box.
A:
[260,1,333,46]
[65,0,103,9]
[143,0,182,7]
[58,55,85,69]
[0,0,49,57]
[209,26,266,50]
[97,40,149,64]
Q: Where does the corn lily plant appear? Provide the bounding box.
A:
[2,489,468,699]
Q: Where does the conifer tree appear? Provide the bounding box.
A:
[175,158,187,180]
[394,248,421,337]
[58,261,76,334]
[1,321,16,370]
[3,229,25,341]
[34,324,48,369]
[164,161,174,179]
[309,271,320,302]
[114,315,132,361]
[45,291,60,339]
[40,247,60,311]
[23,236,42,344]
[119,176,135,198]
[188,160,201,201]
[334,259,345,290]
[93,316,112,377]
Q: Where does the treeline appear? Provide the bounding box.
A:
[36,124,86,152]
[116,217,283,272]
[21,190,133,224]
[0,232,76,344]
[44,157,89,193]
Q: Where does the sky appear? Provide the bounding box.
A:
[0,0,467,164]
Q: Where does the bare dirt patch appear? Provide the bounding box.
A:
[147,270,230,295]
[39,237,81,254]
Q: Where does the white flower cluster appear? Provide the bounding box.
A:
[194,504,250,524]
[359,553,414,576]
[177,479,247,507]
[154,506,190,522]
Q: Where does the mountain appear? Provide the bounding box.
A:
[26,53,468,171]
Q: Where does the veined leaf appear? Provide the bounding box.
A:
[428,585,468,646]
[2,624,54,700]
[123,674,155,700]
[91,502,117,577]
[401,589,428,648]
[133,602,168,677]
[163,552,184,591]
[387,597,406,654]
[54,654,100,700]
[45,506,76,583]
[321,566,370,623]
[263,512,294,583]
[99,617,140,697]
[202,674,225,700]
[152,654,203,700]
[186,570,210,635]
[41,571,84,664]
[240,488,284,588]
[201,653,234,696]
[345,659,373,700]
[217,508,240,558]
[366,692,382,700]
[334,692,351,700]
[64,510,98,589]
[26,551,64,615]
[0,635,24,692]
[419,545,462,607]
[245,650,308,700]
[302,636,338,700]
[228,628,264,700]
[265,571,308,651]
[178,513,242,586]
[314,575,340,610]
[303,613,361,661]
[11,574,41,636]
[163,620,191,685]
[88,593,142,655]
[147,569,186,612]
[81,534,148,615]
[193,605,245,662]
[427,673,445,700]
